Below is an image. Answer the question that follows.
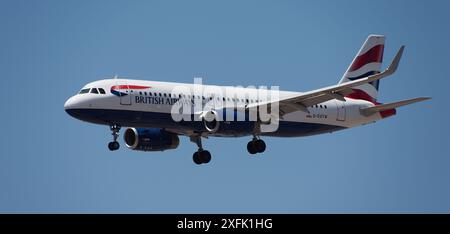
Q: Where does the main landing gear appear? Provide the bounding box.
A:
[108,124,121,151]
[247,136,266,155]
[190,136,211,165]
[189,135,266,164]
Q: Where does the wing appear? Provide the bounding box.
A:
[246,46,405,116]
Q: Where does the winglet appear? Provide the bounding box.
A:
[361,45,404,82]
[384,45,405,76]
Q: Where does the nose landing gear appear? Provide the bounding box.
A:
[108,124,121,151]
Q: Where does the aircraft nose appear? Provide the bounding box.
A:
[64,96,76,110]
[64,96,81,118]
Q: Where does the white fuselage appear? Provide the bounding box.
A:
[64,79,384,137]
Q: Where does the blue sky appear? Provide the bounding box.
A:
[0,0,449,213]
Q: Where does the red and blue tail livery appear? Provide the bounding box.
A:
[339,35,385,102]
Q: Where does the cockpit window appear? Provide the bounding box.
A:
[98,88,106,94]
[79,88,90,94]
[90,88,99,94]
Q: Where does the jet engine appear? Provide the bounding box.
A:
[199,109,256,136]
[200,110,220,132]
[123,128,179,151]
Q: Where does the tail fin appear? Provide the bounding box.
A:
[339,35,385,102]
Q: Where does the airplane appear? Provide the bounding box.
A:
[64,35,430,165]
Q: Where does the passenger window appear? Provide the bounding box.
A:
[79,88,90,94]
[90,88,99,94]
[324,105,327,109]
[98,88,106,94]
[139,92,142,95]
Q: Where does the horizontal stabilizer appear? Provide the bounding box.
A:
[360,97,431,116]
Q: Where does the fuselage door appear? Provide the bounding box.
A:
[336,100,346,121]
[116,82,132,105]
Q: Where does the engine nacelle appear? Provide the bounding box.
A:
[200,110,220,132]
[123,128,179,151]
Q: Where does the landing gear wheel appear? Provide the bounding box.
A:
[193,150,212,164]
[247,141,258,154]
[200,150,211,164]
[108,141,120,151]
[190,135,212,165]
[193,152,202,165]
[108,124,121,151]
[247,137,266,155]
[255,139,266,153]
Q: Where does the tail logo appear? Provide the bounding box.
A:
[340,35,386,102]
[348,44,384,74]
